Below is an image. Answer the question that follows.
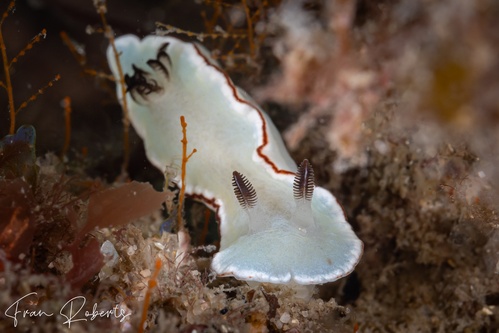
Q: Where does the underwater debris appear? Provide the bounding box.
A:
[0,125,37,182]
[84,181,169,236]
[0,178,36,265]
[0,126,37,263]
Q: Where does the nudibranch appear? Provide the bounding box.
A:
[107,35,363,285]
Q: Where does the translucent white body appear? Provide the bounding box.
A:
[107,35,363,285]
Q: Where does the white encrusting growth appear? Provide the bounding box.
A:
[107,35,363,286]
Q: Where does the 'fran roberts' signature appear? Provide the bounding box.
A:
[4,292,131,328]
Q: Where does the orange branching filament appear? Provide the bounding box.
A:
[138,257,162,333]
[60,31,115,82]
[178,116,197,232]
[10,28,47,67]
[0,0,16,134]
[157,0,278,74]
[93,0,131,176]
[60,31,86,66]
[156,22,247,41]
[0,0,58,134]
[15,74,61,115]
[61,96,72,157]
[241,0,255,58]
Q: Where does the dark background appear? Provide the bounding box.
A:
[0,0,211,180]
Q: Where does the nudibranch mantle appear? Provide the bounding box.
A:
[107,35,362,285]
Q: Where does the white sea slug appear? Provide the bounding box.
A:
[107,35,363,285]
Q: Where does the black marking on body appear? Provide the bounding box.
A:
[147,59,169,79]
[125,65,161,96]
[232,171,258,209]
[124,42,172,103]
[157,42,172,66]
